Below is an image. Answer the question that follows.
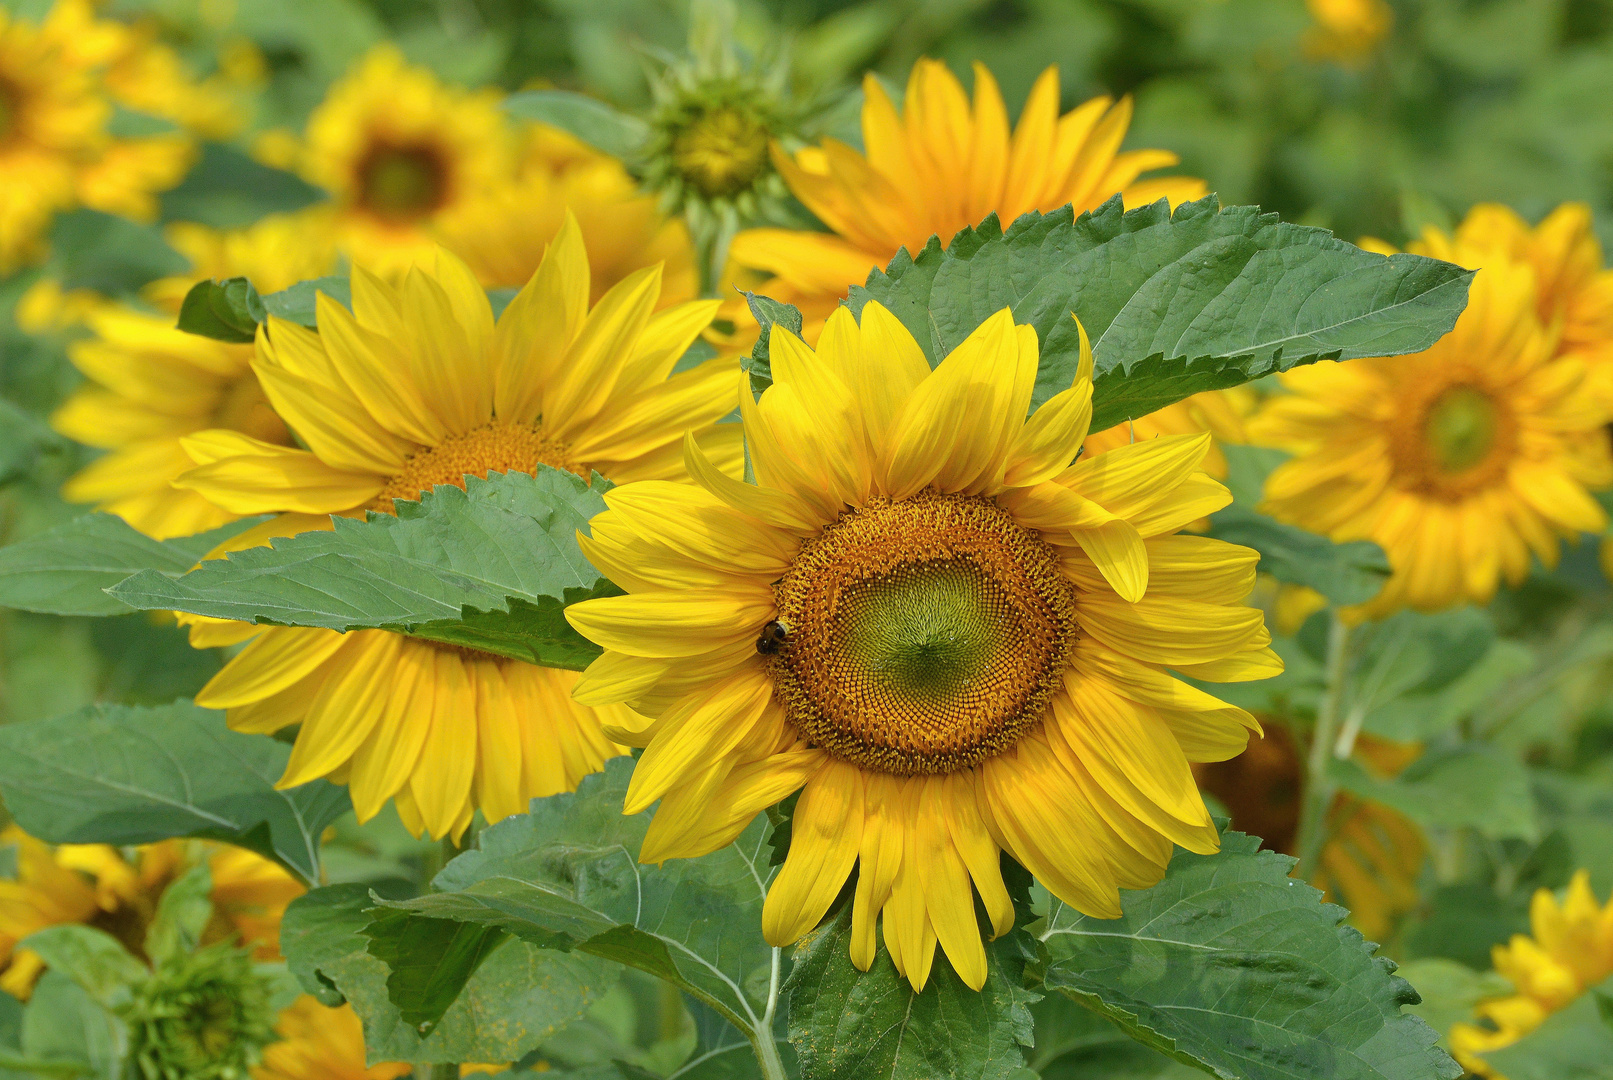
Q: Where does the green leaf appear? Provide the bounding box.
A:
[280,884,617,1066]
[1208,506,1390,606]
[19,973,127,1080]
[107,469,614,670]
[740,292,803,398]
[0,700,350,884]
[144,863,214,966]
[176,277,260,343]
[846,197,1474,429]
[371,758,779,1052]
[0,514,266,617]
[1331,744,1539,842]
[160,142,324,229]
[783,866,1041,1080]
[1483,975,1613,1080]
[503,90,651,160]
[174,275,350,343]
[1393,959,1513,1047]
[1027,995,1205,1079]
[1039,829,1461,1080]
[362,911,508,1035]
[16,927,147,1011]
[0,397,67,487]
[48,210,187,294]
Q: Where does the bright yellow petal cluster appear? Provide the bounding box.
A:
[725,58,1206,341]
[252,996,410,1080]
[1083,386,1255,482]
[0,0,194,272]
[175,221,740,840]
[1250,212,1613,620]
[566,304,1276,990]
[1451,870,1613,1078]
[1303,0,1394,63]
[0,827,302,1000]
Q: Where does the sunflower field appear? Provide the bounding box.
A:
[3,0,1613,1077]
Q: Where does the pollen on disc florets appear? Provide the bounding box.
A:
[371,419,584,513]
[768,490,1079,776]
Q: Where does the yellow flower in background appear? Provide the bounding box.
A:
[0,0,192,272]
[566,307,1275,990]
[1250,232,1612,620]
[253,996,410,1080]
[290,44,510,278]
[1451,870,1613,1078]
[726,59,1206,341]
[0,828,302,1000]
[437,124,699,306]
[174,227,741,841]
[145,211,341,311]
[51,306,292,539]
[1303,0,1394,63]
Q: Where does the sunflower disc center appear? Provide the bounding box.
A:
[358,143,448,221]
[768,490,1077,776]
[1425,384,1499,473]
[670,104,771,199]
[1390,376,1517,499]
[372,420,582,513]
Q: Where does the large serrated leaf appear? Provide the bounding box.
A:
[783,864,1041,1080]
[0,700,349,884]
[370,759,780,1057]
[280,884,617,1067]
[105,468,614,669]
[846,196,1472,429]
[1038,829,1461,1080]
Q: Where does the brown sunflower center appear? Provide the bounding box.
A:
[671,104,771,200]
[767,490,1077,776]
[357,142,448,221]
[1390,378,1517,499]
[371,420,583,514]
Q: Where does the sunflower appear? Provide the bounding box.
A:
[435,124,699,306]
[144,211,341,312]
[1303,0,1394,63]
[0,827,302,1000]
[291,44,510,278]
[565,304,1275,990]
[0,0,192,273]
[1249,236,1613,620]
[253,996,410,1080]
[724,59,1206,342]
[174,227,741,841]
[1450,870,1613,1078]
[51,305,293,539]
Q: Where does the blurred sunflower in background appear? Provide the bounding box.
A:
[438,125,699,307]
[0,0,194,273]
[1302,0,1394,64]
[1450,871,1613,1078]
[0,827,301,999]
[726,58,1205,341]
[1251,217,1613,619]
[567,307,1275,990]
[173,229,740,840]
[45,212,337,538]
[273,45,509,279]
[253,997,410,1080]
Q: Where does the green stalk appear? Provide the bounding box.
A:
[1294,611,1351,881]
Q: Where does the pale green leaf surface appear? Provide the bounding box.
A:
[107,469,614,669]
[1039,830,1461,1080]
[15,927,147,1011]
[846,196,1472,429]
[1331,745,1538,842]
[20,973,126,1080]
[503,90,651,159]
[0,700,349,884]
[144,863,214,966]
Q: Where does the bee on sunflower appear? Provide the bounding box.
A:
[172,221,741,841]
[565,305,1276,990]
[1250,213,1613,620]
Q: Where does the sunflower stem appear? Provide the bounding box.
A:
[1295,611,1351,881]
[750,946,787,1080]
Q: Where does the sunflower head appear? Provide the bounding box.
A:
[568,304,1275,990]
[123,939,277,1080]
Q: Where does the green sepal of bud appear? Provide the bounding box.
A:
[121,940,278,1080]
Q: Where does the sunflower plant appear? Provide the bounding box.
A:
[0,175,1487,1079]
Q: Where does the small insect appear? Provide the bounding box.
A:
[756,619,790,655]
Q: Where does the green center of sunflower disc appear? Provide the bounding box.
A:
[359,144,447,220]
[767,490,1078,776]
[1425,384,1500,474]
